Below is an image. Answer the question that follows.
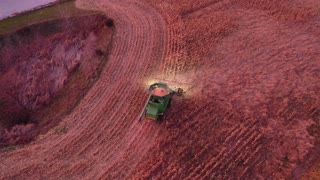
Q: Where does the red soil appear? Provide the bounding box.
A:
[1,0,320,179]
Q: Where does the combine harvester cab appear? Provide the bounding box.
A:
[139,82,183,123]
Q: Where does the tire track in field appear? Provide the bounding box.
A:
[150,5,189,78]
[158,0,228,78]
[162,103,220,179]
[189,119,263,179]
[130,99,217,178]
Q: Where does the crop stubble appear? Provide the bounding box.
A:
[1,0,320,179]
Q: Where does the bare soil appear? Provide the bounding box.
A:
[0,0,320,179]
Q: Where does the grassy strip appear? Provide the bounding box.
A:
[0,0,97,34]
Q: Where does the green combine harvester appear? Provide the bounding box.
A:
[139,82,183,122]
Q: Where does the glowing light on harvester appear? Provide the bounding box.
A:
[144,72,195,97]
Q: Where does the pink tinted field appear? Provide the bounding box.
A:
[1,0,320,179]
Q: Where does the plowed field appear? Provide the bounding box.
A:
[1,0,320,179]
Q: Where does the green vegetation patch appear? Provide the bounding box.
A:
[0,0,98,34]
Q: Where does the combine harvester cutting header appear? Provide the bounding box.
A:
[139,82,183,123]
